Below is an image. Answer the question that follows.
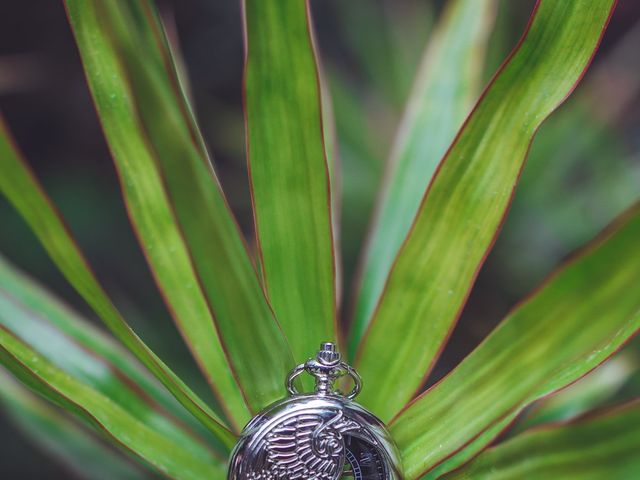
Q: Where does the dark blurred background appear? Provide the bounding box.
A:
[1,0,639,477]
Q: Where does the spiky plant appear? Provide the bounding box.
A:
[1,0,639,479]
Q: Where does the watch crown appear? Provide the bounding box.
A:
[316,342,340,365]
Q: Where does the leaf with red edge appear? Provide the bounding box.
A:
[355,0,617,421]
[0,369,151,480]
[1,330,225,480]
[391,203,640,479]
[349,0,496,358]
[243,0,338,362]
[0,256,226,477]
[514,353,636,433]
[444,402,640,479]
[0,116,234,447]
[0,253,225,453]
[422,414,518,480]
[64,0,297,421]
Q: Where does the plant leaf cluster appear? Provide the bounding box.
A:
[1,0,638,478]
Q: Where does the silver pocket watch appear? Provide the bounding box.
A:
[228,342,403,479]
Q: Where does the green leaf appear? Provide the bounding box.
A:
[1,330,225,480]
[426,347,635,478]
[243,0,337,361]
[0,257,225,464]
[391,204,640,479]
[0,255,228,446]
[329,2,434,300]
[422,414,518,480]
[0,117,234,446]
[355,0,617,420]
[0,369,151,480]
[62,0,250,429]
[496,18,640,291]
[514,353,635,433]
[349,0,496,358]
[444,402,640,479]
[0,254,224,452]
[65,0,297,417]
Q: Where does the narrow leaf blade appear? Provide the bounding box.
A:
[0,257,225,464]
[0,369,151,480]
[350,0,496,357]
[444,402,640,479]
[1,331,225,480]
[391,204,640,479]
[422,413,518,480]
[243,0,337,360]
[514,353,635,433]
[65,0,297,416]
[0,117,234,445]
[63,0,252,428]
[356,0,617,419]
[0,254,223,450]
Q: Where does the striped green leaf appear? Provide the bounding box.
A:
[63,0,251,429]
[0,369,151,480]
[0,254,223,451]
[422,414,518,480]
[514,353,635,433]
[0,257,224,463]
[0,117,234,446]
[445,402,640,479]
[355,0,617,419]
[65,0,297,418]
[1,330,225,480]
[243,0,337,361]
[349,0,496,357]
[391,204,640,479]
